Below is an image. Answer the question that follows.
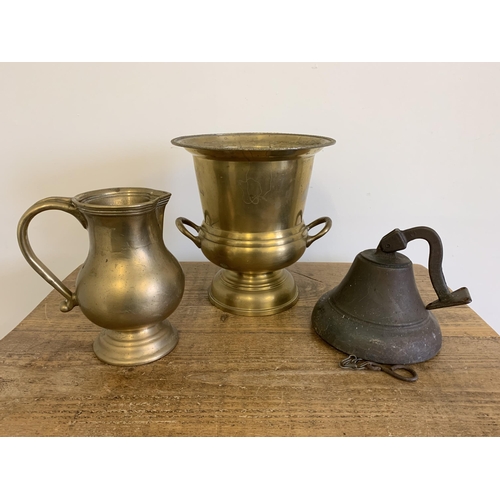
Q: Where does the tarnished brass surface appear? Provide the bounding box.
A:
[172,132,335,316]
[17,187,185,366]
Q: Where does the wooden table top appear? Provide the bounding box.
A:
[1,261,499,437]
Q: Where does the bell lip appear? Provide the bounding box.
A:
[171,132,336,152]
[311,290,442,365]
[72,187,171,215]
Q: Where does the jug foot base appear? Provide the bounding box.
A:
[209,268,299,316]
[93,320,179,366]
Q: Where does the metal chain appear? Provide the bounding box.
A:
[340,354,419,382]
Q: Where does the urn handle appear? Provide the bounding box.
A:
[176,217,202,248]
[378,226,472,310]
[17,197,88,312]
[305,216,332,247]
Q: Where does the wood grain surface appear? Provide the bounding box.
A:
[1,262,499,437]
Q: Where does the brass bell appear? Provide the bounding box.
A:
[312,226,472,365]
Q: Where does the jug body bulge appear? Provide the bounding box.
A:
[76,210,184,332]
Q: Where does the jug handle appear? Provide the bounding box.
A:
[176,217,202,248]
[17,197,88,312]
[378,226,472,310]
[305,216,332,247]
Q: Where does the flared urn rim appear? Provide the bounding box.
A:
[171,132,336,160]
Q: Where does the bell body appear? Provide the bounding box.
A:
[312,249,442,364]
[18,187,185,366]
[173,133,335,316]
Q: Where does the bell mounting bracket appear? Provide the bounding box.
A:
[378,226,471,310]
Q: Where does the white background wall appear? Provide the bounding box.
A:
[1,62,499,338]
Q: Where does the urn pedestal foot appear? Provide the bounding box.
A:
[93,320,179,366]
[209,269,299,316]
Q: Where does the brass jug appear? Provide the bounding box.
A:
[18,187,185,366]
[172,132,335,316]
[312,226,472,365]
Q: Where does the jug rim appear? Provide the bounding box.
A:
[72,187,171,215]
[171,132,336,152]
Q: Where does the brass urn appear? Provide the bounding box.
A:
[172,132,335,316]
